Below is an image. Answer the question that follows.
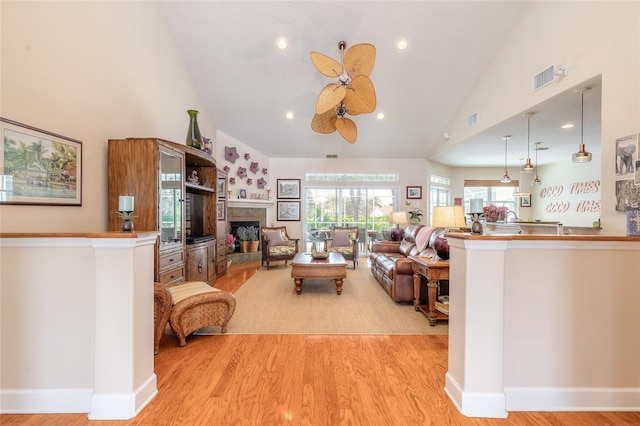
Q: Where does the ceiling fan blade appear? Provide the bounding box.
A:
[311,109,337,134]
[316,83,347,115]
[343,75,376,115]
[344,43,376,77]
[335,117,357,143]
[310,51,343,77]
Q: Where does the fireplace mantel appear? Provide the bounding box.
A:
[228,199,274,209]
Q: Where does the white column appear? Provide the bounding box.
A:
[445,238,509,418]
[89,233,158,420]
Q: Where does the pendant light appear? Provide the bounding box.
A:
[521,113,535,173]
[572,89,592,163]
[531,142,543,186]
[500,136,512,183]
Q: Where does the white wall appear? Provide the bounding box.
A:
[0,1,216,232]
[433,1,639,235]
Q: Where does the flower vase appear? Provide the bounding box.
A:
[185,109,203,149]
[227,243,236,254]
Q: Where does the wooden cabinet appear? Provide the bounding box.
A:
[108,137,218,285]
[186,239,216,283]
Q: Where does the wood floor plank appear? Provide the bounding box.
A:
[3,262,640,425]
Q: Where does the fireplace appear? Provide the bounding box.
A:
[226,205,267,261]
[229,220,260,252]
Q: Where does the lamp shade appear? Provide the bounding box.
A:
[469,198,483,214]
[432,206,466,228]
[389,211,409,225]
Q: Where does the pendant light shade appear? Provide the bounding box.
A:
[521,113,535,173]
[500,136,512,183]
[572,90,592,163]
[531,142,543,186]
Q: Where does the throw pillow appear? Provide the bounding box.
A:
[263,230,286,246]
[332,230,350,247]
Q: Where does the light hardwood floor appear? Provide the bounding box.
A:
[2,261,639,425]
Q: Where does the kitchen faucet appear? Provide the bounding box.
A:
[506,210,518,221]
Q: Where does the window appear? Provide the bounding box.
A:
[463,180,519,214]
[304,187,400,251]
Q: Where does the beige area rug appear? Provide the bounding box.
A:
[196,264,448,335]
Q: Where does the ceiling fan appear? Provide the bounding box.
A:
[310,41,376,143]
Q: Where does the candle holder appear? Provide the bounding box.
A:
[117,211,135,233]
[266,188,271,200]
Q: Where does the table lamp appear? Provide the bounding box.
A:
[431,206,466,260]
[469,198,484,234]
[389,211,409,241]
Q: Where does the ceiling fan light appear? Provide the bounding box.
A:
[572,143,592,163]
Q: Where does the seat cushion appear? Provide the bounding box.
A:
[263,229,286,246]
[332,230,350,247]
[268,244,296,255]
[169,281,220,305]
[329,245,353,255]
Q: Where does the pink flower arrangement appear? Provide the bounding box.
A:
[483,203,508,222]
[226,233,236,248]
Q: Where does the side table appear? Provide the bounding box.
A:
[408,255,450,326]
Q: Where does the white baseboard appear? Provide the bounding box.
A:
[89,374,157,420]
[0,388,92,414]
[445,372,508,418]
[505,386,640,411]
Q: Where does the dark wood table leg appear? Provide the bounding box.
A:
[334,278,343,295]
[294,278,303,295]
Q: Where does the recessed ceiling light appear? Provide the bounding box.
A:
[561,123,575,129]
[277,38,287,49]
[286,111,294,119]
[397,39,408,50]
[376,112,384,120]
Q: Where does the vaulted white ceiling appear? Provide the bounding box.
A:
[158,1,600,166]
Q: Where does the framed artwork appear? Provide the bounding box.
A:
[277,201,300,221]
[277,178,301,199]
[216,201,225,220]
[406,186,422,199]
[0,117,82,205]
[520,193,531,207]
[238,189,247,199]
[217,176,226,199]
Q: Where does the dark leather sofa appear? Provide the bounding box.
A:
[369,225,444,303]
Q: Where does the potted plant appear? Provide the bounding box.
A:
[226,233,236,254]
[236,225,259,252]
[405,202,424,224]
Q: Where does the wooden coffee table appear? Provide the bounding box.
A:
[290,252,347,295]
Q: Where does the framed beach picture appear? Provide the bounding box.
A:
[406,186,422,199]
[277,201,300,221]
[0,117,82,205]
[520,193,531,207]
[277,179,300,199]
[216,200,225,220]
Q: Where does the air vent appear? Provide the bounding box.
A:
[326,154,338,158]
[533,65,556,91]
[467,113,478,128]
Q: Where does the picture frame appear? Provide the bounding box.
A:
[520,193,531,207]
[277,178,301,199]
[277,200,300,221]
[238,189,247,199]
[406,186,422,199]
[217,176,226,199]
[0,117,82,206]
[216,200,225,220]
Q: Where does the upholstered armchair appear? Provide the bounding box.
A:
[261,226,299,270]
[327,226,359,268]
